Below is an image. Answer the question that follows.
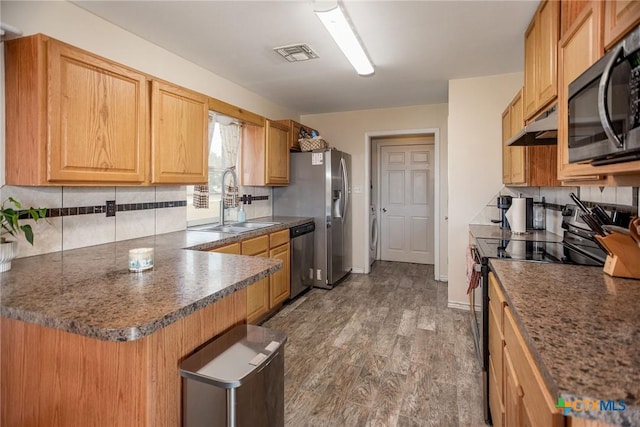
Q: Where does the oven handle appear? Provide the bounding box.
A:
[598,44,625,149]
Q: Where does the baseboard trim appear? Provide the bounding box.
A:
[448,301,471,311]
[439,275,448,282]
[351,268,365,274]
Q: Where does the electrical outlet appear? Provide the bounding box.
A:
[106,200,116,217]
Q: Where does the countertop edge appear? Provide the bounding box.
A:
[0,260,282,342]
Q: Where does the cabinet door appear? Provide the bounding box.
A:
[503,348,523,427]
[524,20,538,119]
[269,242,290,309]
[536,0,559,109]
[557,2,605,180]
[604,0,640,49]
[509,91,527,185]
[246,251,270,324]
[489,356,505,427]
[48,39,147,183]
[502,109,512,184]
[151,80,208,184]
[265,120,290,185]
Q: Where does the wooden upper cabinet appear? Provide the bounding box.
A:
[502,89,558,187]
[524,0,559,120]
[5,34,148,185]
[604,0,640,49]
[502,109,512,184]
[524,19,538,118]
[241,120,290,186]
[266,120,290,185]
[275,119,319,151]
[509,91,527,185]
[557,2,607,181]
[151,80,208,184]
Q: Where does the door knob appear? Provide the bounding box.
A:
[382,208,387,213]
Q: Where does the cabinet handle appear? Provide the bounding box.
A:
[516,385,524,398]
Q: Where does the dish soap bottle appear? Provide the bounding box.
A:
[237,202,246,222]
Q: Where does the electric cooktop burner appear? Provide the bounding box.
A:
[475,238,604,266]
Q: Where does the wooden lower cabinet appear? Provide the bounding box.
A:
[269,242,291,309]
[241,235,270,324]
[504,348,524,427]
[211,230,291,324]
[504,307,565,427]
[489,355,505,427]
[0,290,246,427]
[489,273,564,427]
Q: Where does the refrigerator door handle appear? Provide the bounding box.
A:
[340,157,349,222]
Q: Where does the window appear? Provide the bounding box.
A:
[186,112,241,226]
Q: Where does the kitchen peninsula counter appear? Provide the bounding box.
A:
[490,259,640,426]
[0,216,312,427]
[0,216,312,341]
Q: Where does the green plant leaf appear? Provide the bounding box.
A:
[20,224,34,246]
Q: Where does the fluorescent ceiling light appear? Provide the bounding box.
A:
[315,5,374,76]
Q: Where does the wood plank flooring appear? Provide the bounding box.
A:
[263,261,487,427]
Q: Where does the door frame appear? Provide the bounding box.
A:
[364,128,441,280]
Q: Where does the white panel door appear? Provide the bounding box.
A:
[380,144,434,264]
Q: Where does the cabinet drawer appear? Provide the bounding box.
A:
[504,308,563,427]
[241,235,269,256]
[489,273,507,327]
[489,355,505,427]
[209,243,240,255]
[269,229,289,248]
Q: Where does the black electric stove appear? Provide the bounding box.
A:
[474,237,604,266]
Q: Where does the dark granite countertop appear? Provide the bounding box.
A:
[470,224,563,242]
[490,259,640,426]
[0,216,313,342]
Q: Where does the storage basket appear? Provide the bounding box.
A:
[299,137,328,151]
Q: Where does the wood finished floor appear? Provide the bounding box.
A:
[263,261,487,427]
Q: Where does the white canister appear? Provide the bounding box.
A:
[129,248,154,272]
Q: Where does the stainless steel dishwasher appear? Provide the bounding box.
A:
[289,221,315,299]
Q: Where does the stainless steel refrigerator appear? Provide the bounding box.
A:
[273,149,352,289]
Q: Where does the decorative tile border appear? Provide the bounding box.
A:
[20,200,187,219]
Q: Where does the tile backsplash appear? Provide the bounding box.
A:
[0,185,272,259]
[472,186,638,236]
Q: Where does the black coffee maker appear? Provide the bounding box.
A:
[497,196,512,229]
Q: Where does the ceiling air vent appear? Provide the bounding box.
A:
[273,44,319,62]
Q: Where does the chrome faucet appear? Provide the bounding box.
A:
[220,167,238,226]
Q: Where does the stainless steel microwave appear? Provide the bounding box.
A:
[568,25,640,166]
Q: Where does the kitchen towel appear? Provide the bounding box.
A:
[506,197,527,234]
[193,185,209,209]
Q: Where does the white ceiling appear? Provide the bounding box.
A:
[73,0,538,115]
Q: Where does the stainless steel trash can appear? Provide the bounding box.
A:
[180,324,287,427]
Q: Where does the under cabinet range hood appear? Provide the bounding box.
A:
[506,105,558,146]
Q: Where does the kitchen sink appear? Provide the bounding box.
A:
[189,221,278,234]
[230,221,278,229]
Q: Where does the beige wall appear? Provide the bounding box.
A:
[447,72,523,309]
[301,104,449,277]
